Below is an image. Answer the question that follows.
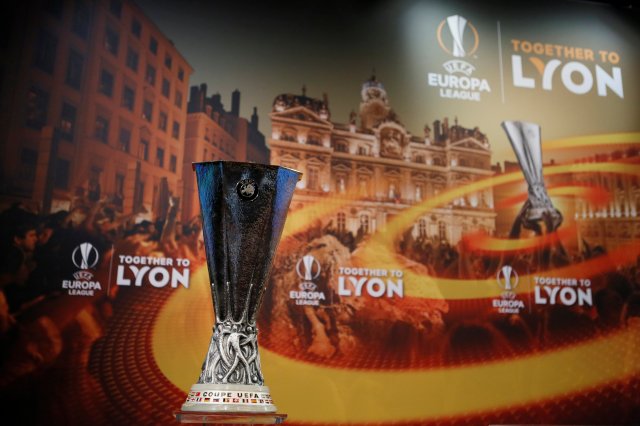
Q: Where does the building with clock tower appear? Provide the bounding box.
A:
[269,76,496,244]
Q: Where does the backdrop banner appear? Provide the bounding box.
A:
[0,0,639,424]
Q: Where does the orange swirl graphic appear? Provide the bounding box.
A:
[542,131,640,150]
[496,185,611,210]
[152,133,640,424]
[153,281,640,423]
[461,224,577,253]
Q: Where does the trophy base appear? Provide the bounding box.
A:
[525,206,563,229]
[181,383,277,413]
[174,411,287,424]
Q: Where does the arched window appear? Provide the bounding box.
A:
[336,176,346,194]
[307,167,319,190]
[418,219,427,237]
[438,221,447,241]
[388,183,397,200]
[415,184,423,202]
[358,177,369,197]
[360,214,370,234]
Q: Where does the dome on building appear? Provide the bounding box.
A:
[360,75,388,104]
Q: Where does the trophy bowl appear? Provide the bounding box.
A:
[180,161,301,415]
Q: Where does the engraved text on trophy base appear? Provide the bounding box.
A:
[182,383,277,413]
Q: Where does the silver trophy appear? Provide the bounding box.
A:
[501,121,562,231]
[180,161,300,415]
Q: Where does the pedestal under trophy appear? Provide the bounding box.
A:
[178,161,300,420]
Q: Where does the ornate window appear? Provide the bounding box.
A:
[334,140,348,153]
[360,214,370,234]
[336,176,347,194]
[307,167,319,190]
[419,219,427,237]
[415,184,423,202]
[438,221,447,241]
[358,177,369,197]
[337,212,346,234]
[307,133,322,146]
[281,129,296,142]
[388,182,399,200]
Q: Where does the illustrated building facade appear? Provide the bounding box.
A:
[181,84,269,220]
[0,0,192,216]
[573,149,640,251]
[269,77,496,244]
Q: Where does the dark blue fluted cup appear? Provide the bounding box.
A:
[181,161,300,414]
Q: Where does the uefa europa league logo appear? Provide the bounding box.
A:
[179,161,300,417]
[437,14,479,58]
[71,242,99,270]
[447,15,467,57]
[502,121,563,232]
[497,265,519,292]
[296,255,321,283]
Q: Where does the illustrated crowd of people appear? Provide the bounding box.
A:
[1,192,639,396]
[284,211,640,369]
[0,195,204,388]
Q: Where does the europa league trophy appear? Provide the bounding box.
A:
[179,161,300,419]
[501,121,563,233]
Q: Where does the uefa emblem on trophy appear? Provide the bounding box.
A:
[501,121,563,232]
[176,161,300,422]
